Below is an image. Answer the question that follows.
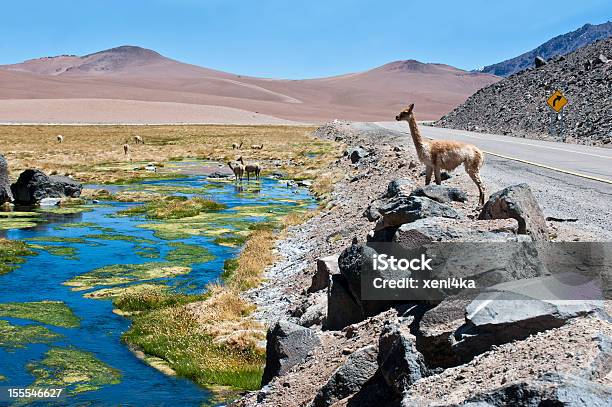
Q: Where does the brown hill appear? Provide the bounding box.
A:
[0,46,500,123]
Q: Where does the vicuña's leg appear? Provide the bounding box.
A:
[468,171,485,206]
[425,166,432,185]
[434,166,442,185]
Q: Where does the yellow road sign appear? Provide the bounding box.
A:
[547,90,568,112]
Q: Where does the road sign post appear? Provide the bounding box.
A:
[547,90,568,141]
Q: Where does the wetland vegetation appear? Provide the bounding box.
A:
[0,124,343,403]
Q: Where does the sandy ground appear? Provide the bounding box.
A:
[0,99,301,125]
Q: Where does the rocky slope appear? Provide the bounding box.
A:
[436,38,612,146]
[232,121,611,406]
[480,21,612,77]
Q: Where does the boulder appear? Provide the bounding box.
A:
[0,154,12,204]
[378,323,427,396]
[534,55,547,68]
[326,244,396,330]
[386,179,414,198]
[363,199,384,222]
[309,254,340,293]
[346,147,368,164]
[409,185,467,203]
[261,321,321,386]
[312,345,379,407]
[393,218,522,248]
[376,196,460,230]
[452,373,612,407]
[325,274,364,331]
[478,184,548,241]
[298,299,327,328]
[453,275,603,361]
[11,169,82,205]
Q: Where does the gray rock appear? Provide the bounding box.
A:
[393,217,523,248]
[326,244,396,330]
[386,179,414,198]
[325,273,363,331]
[410,185,467,203]
[452,373,612,407]
[453,275,603,361]
[378,323,427,395]
[312,345,378,407]
[346,147,368,164]
[11,169,82,205]
[478,184,549,241]
[377,196,460,230]
[309,254,340,293]
[261,321,320,386]
[298,299,327,328]
[0,154,13,204]
[208,171,230,179]
[363,199,384,222]
[534,55,547,68]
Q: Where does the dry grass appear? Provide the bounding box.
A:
[0,124,342,184]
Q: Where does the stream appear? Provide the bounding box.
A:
[0,162,315,406]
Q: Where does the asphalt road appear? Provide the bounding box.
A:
[351,122,612,239]
[374,122,612,183]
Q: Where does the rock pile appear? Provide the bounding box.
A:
[437,37,612,145]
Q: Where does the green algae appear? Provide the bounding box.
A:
[27,347,121,395]
[25,236,86,244]
[0,320,61,349]
[82,233,155,244]
[135,245,161,259]
[36,206,94,215]
[53,222,114,233]
[166,242,214,265]
[84,283,166,300]
[0,212,42,230]
[28,244,79,260]
[113,287,208,312]
[0,239,37,275]
[0,301,80,328]
[214,233,247,247]
[64,262,192,291]
[118,196,226,220]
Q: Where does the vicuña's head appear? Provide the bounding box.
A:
[395,104,415,121]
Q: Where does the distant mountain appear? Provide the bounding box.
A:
[0,46,500,123]
[479,21,612,77]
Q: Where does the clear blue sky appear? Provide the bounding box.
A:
[1,0,610,78]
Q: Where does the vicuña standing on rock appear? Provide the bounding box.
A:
[238,156,261,181]
[227,160,244,182]
[396,104,485,205]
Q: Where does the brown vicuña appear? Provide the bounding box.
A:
[396,104,485,205]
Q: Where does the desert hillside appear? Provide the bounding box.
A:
[0,46,499,123]
[437,38,612,146]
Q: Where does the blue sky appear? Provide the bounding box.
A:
[1,0,610,78]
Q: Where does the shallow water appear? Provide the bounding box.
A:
[0,168,315,406]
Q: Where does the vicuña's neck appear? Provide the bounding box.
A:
[406,116,424,152]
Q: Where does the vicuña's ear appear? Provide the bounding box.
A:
[407,103,415,113]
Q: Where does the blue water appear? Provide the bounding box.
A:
[0,170,315,406]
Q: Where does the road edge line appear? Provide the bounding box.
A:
[482,150,612,185]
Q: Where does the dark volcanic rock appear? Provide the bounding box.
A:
[478,184,549,241]
[534,55,547,68]
[0,154,13,204]
[378,323,427,395]
[309,254,340,293]
[409,185,467,203]
[312,345,378,407]
[386,179,414,198]
[450,373,612,407]
[377,196,460,230]
[11,169,82,205]
[261,321,320,386]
